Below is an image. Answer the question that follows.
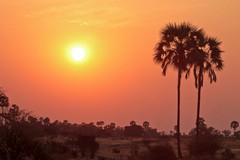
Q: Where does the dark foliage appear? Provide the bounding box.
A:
[73,135,100,159]
[221,148,236,160]
[124,124,144,137]
[112,148,120,154]
[188,136,222,158]
[145,144,177,160]
[142,139,152,146]
[0,127,50,160]
[188,119,222,158]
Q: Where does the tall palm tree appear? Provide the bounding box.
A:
[187,32,223,138]
[154,22,200,159]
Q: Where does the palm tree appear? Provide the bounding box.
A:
[187,31,223,138]
[143,121,150,131]
[154,22,200,159]
[231,121,239,135]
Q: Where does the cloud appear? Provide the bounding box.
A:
[24,1,136,27]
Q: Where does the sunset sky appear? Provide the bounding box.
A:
[1,0,240,133]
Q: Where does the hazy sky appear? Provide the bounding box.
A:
[1,0,240,133]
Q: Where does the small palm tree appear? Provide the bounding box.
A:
[231,121,239,135]
[187,31,223,138]
[154,22,200,159]
[143,121,150,131]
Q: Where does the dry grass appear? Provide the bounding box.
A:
[47,136,240,159]
[93,137,240,159]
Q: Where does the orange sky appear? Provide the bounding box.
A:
[1,0,240,133]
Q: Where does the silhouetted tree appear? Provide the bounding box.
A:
[63,120,69,125]
[113,126,124,137]
[103,123,116,136]
[188,119,222,158]
[124,124,144,137]
[186,29,223,138]
[230,121,239,135]
[189,117,210,136]
[74,135,99,158]
[27,115,38,124]
[96,121,104,128]
[43,117,50,126]
[222,130,231,138]
[154,22,200,158]
[143,121,150,131]
[221,148,236,160]
[130,120,136,126]
[0,93,51,160]
[188,135,222,158]
[0,91,9,125]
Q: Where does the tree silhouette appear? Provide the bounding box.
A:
[96,121,104,128]
[186,30,223,138]
[43,117,50,126]
[143,121,150,131]
[130,120,136,126]
[74,135,99,158]
[230,121,239,135]
[154,22,200,158]
[0,91,9,125]
[222,130,231,138]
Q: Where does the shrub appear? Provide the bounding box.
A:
[142,139,152,146]
[188,136,222,158]
[147,144,177,160]
[0,127,51,160]
[130,143,140,156]
[221,148,236,160]
[136,144,177,160]
[74,135,99,158]
[112,148,120,154]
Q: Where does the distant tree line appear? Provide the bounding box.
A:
[0,90,238,159]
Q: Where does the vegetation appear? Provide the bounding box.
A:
[0,22,229,160]
[154,22,224,159]
[188,118,222,159]
[186,27,223,139]
[154,22,198,158]
[231,121,239,135]
[0,91,240,159]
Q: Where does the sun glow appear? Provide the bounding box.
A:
[70,47,86,62]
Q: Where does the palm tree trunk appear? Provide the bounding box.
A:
[196,69,203,138]
[196,78,202,138]
[177,69,183,159]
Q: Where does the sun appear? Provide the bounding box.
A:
[70,47,86,62]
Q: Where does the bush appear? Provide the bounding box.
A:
[188,136,222,158]
[147,144,177,160]
[0,127,51,160]
[142,139,152,146]
[136,144,177,160]
[74,135,99,158]
[112,148,120,154]
[221,148,236,160]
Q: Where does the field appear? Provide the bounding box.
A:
[62,137,240,159]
